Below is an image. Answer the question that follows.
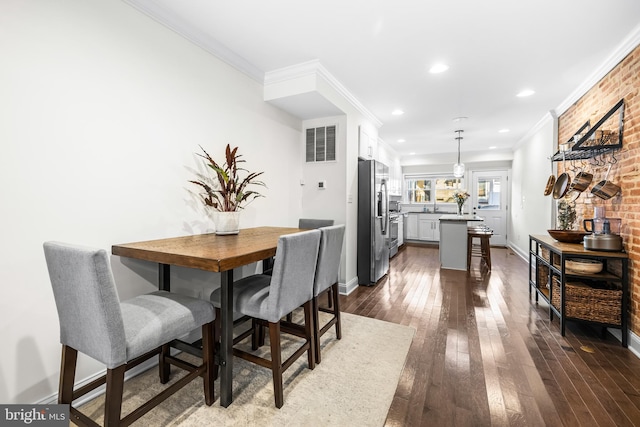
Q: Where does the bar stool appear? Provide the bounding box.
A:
[467,226,493,271]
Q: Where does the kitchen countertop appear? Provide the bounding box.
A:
[439,214,484,221]
[406,211,454,214]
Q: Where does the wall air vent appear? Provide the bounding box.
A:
[306,125,336,162]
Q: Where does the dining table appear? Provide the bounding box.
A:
[112,226,304,407]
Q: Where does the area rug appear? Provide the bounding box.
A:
[79,312,415,426]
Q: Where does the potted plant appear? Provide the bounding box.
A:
[189,144,265,234]
[556,199,576,230]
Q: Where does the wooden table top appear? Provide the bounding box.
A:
[530,234,628,259]
[112,226,304,272]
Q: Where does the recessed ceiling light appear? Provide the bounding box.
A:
[453,116,468,122]
[429,63,449,74]
[392,109,404,116]
[489,146,497,149]
[517,89,535,97]
[409,152,416,155]
[397,139,406,143]
[498,128,510,133]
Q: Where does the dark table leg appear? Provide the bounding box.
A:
[220,269,234,407]
[159,263,170,291]
[158,264,171,381]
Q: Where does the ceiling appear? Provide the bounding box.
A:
[126,0,640,160]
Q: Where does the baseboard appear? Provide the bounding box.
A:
[340,277,359,296]
[508,242,528,262]
[607,328,640,359]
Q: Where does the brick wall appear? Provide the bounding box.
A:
[557,45,640,334]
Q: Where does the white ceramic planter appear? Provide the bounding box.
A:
[213,211,241,235]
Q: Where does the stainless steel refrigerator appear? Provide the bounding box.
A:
[357,159,390,285]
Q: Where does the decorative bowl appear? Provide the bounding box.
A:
[565,258,603,274]
[547,229,589,243]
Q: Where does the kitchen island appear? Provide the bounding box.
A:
[439,214,484,270]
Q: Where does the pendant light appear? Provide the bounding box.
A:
[453,129,465,178]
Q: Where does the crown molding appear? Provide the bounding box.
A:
[265,60,383,128]
[123,2,381,127]
[514,111,556,151]
[555,23,640,115]
[123,0,264,82]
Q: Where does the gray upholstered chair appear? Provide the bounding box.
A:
[311,224,345,363]
[298,218,334,229]
[210,229,321,408]
[262,218,333,276]
[43,241,216,427]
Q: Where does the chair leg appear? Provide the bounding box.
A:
[466,234,473,272]
[312,295,321,364]
[303,300,316,370]
[202,322,215,406]
[268,322,284,409]
[332,283,342,340]
[251,319,260,350]
[258,322,266,347]
[104,365,126,427]
[58,345,77,405]
[214,307,223,348]
[484,238,492,270]
[327,288,333,308]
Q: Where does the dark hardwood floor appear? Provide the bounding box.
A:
[339,244,640,426]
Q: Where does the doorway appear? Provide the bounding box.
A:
[471,170,509,246]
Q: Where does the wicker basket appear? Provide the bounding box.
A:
[551,277,622,325]
[541,247,550,262]
[540,247,560,268]
[538,264,549,289]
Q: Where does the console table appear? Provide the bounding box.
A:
[529,234,629,347]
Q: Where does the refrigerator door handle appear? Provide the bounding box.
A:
[380,179,388,234]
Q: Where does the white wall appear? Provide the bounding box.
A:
[301,116,347,223]
[308,78,381,293]
[301,115,348,282]
[0,0,304,404]
[509,113,556,257]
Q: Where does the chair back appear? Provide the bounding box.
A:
[314,225,345,296]
[267,230,321,322]
[298,218,334,229]
[43,242,127,367]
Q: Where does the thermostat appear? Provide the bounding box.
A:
[318,181,327,189]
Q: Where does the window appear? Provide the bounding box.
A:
[476,177,501,210]
[435,178,463,203]
[405,175,463,211]
[306,125,336,162]
[405,178,431,203]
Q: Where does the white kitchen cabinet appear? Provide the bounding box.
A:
[358,126,377,160]
[406,213,419,240]
[393,158,402,196]
[387,157,402,196]
[398,214,405,246]
[374,137,402,195]
[388,161,396,194]
[406,213,440,242]
[419,216,439,241]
